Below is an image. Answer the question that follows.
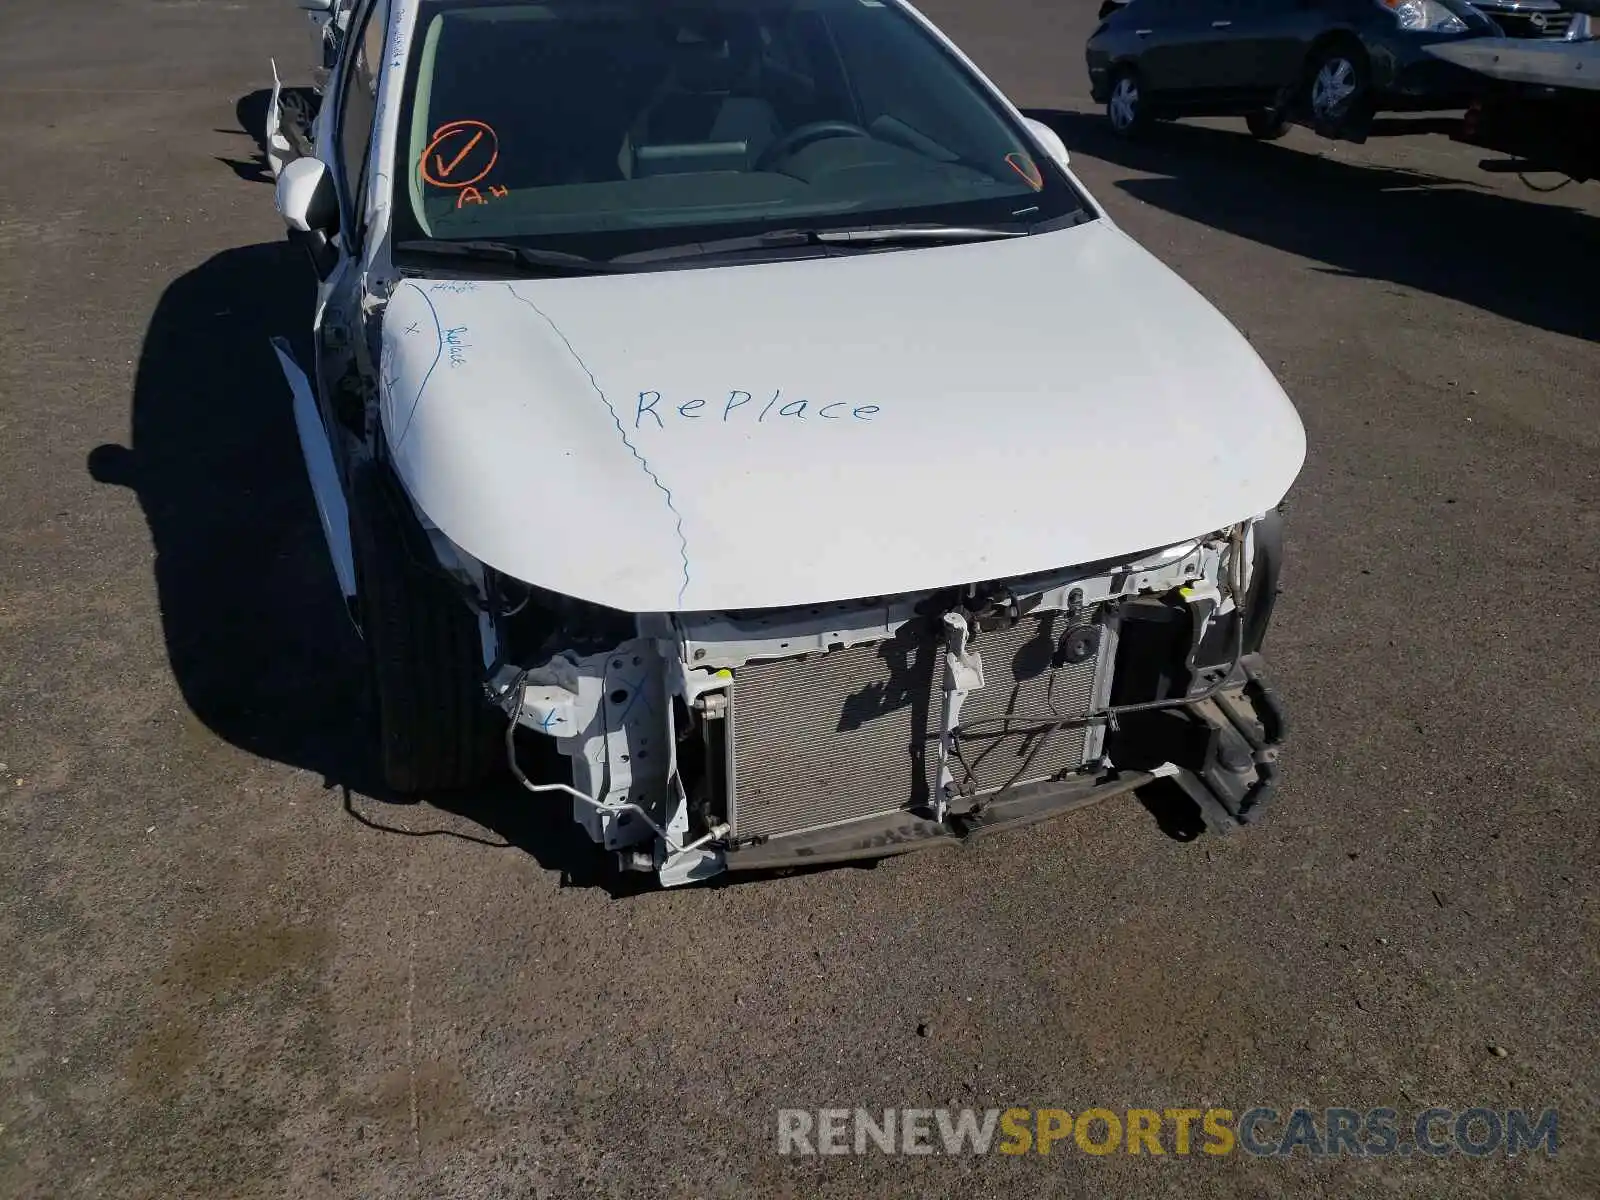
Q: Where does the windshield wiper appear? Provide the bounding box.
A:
[394,238,612,275]
[812,222,1031,244]
[609,228,819,265]
[398,218,1060,277]
[610,223,1029,266]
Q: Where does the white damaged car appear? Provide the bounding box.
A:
[269,0,1305,886]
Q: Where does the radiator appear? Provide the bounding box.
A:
[727,608,1110,841]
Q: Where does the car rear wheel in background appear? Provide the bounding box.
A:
[1304,40,1371,134]
[1106,69,1148,138]
[1246,107,1290,141]
[349,464,505,795]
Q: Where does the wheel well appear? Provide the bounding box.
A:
[1306,30,1367,69]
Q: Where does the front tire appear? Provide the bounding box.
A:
[1304,42,1371,136]
[349,465,503,794]
[1106,69,1149,139]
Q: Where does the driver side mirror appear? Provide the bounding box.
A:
[1022,117,1071,171]
[296,0,334,11]
[274,155,341,277]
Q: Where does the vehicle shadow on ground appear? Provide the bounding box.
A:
[214,89,277,184]
[1028,110,1599,344]
[85,241,640,894]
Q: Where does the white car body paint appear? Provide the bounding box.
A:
[265,59,289,178]
[380,221,1305,612]
[269,0,1306,617]
[266,0,1306,876]
[345,2,1302,613]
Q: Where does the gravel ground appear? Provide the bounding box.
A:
[1,1,1596,1197]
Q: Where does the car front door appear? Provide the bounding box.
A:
[1202,0,1320,100]
[1162,0,1267,100]
[1129,0,1218,102]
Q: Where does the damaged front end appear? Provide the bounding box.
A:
[483,516,1288,887]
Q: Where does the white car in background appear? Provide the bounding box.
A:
[266,0,358,175]
[266,0,1305,887]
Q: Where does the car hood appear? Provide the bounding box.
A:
[379,219,1305,613]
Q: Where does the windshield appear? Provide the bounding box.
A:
[391,0,1087,262]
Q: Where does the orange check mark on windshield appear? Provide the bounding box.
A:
[434,130,484,179]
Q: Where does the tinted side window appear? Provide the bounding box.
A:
[336,0,388,238]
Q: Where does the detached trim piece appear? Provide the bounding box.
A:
[272,336,356,601]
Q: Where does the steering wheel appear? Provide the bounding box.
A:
[754,120,871,170]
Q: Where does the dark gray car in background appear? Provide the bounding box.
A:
[1086,0,1501,141]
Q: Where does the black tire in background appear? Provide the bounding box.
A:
[1303,39,1372,136]
[348,464,504,794]
[1106,67,1150,139]
[1246,108,1290,141]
